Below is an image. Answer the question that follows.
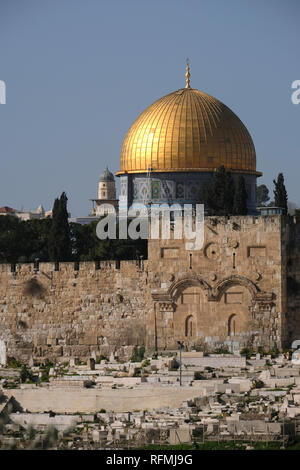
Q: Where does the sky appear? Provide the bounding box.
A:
[0,0,299,216]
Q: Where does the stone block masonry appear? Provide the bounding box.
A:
[0,260,151,363]
[0,215,299,362]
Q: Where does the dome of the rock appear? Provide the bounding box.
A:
[116,64,261,214]
[118,87,259,176]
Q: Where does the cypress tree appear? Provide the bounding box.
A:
[200,166,235,215]
[224,169,235,215]
[48,192,72,261]
[273,173,288,215]
[256,184,270,206]
[233,175,248,215]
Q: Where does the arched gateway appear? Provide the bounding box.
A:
[151,273,275,351]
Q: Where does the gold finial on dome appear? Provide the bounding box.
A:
[185,58,191,88]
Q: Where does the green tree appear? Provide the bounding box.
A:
[199,166,235,215]
[70,222,96,261]
[273,173,288,215]
[21,218,52,262]
[48,192,72,261]
[0,215,23,263]
[233,175,248,215]
[70,220,147,261]
[256,184,270,206]
[0,213,147,264]
[0,216,53,263]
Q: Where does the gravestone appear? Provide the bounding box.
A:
[0,340,6,366]
[70,357,80,367]
[88,358,95,370]
[109,352,116,363]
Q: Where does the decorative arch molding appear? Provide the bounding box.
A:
[210,274,264,301]
[151,273,274,305]
[167,272,212,302]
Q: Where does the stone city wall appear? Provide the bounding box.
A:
[0,260,152,363]
[0,215,299,363]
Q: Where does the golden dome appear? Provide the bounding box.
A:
[117,86,261,176]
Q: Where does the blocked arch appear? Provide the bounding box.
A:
[168,274,211,302]
[212,275,260,301]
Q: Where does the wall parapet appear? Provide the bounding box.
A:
[0,259,148,275]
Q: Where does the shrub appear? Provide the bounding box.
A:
[194,371,204,380]
[40,371,50,382]
[96,355,108,364]
[133,367,141,377]
[7,357,22,368]
[20,365,35,383]
[138,346,145,359]
[240,347,255,359]
[130,346,145,362]
[38,360,54,383]
[212,347,231,355]
[142,359,150,367]
[252,379,264,389]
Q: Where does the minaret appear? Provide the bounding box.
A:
[90,167,118,216]
[98,167,116,200]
